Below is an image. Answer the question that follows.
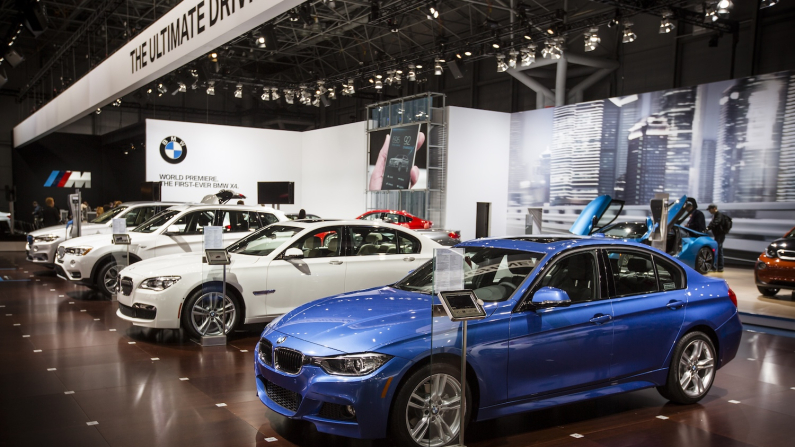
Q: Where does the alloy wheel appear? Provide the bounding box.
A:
[191,292,236,336]
[103,265,121,294]
[678,339,715,398]
[405,373,462,447]
[696,248,714,274]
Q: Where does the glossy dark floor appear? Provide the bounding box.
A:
[1,252,795,447]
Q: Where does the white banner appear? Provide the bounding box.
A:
[13,0,302,147]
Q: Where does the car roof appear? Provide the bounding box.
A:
[121,201,184,206]
[165,204,282,212]
[365,210,415,216]
[274,220,421,231]
[458,234,655,254]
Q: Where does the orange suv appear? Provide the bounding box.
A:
[755,226,795,296]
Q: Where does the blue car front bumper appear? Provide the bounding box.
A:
[254,333,412,439]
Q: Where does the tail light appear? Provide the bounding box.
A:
[448,231,461,239]
[728,287,738,308]
[424,222,431,229]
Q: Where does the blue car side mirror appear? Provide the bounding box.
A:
[531,287,572,309]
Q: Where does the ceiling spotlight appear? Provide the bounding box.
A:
[407,64,416,82]
[704,3,718,22]
[542,39,563,59]
[622,22,637,43]
[496,54,508,72]
[255,34,267,49]
[234,83,243,99]
[507,49,518,69]
[384,70,394,86]
[209,52,218,62]
[271,88,280,100]
[434,58,443,75]
[317,80,327,95]
[345,78,355,94]
[492,40,501,49]
[113,98,122,106]
[328,87,336,100]
[312,96,320,107]
[660,12,676,34]
[607,17,620,28]
[289,10,300,22]
[584,28,600,52]
[760,0,779,8]
[520,44,536,66]
[284,89,294,104]
[157,82,167,96]
[416,64,423,69]
[428,1,439,19]
[375,77,383,89]
[456,52,462,59]
[717,0,733,16]
[261,87,270,101]
[146,87,153,94]
[95,108,101,115]
[177,82,187,93]
[464,50,472,56]
[206,81,215,95]
[524,33,532,40]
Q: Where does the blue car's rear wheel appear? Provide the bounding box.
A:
[390,363,472,447]
[695,247,713,274]
[658,331,715,404]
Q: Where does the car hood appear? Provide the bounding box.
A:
[120,252,259,277]
[60,232,157,248]
[271,286,438,354]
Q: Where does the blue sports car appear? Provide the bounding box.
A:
[254,236,741,446]
[570,195,719,274]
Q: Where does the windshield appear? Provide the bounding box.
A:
[394,247,545,301]
[601,222,648,239]
[785,228,795,239]
[132,210,180,233]
[227,225,302,256]
[90,206,128,224]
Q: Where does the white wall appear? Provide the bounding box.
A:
[300,122,367,219]
[146,119,367,217]
[445,107,511,241]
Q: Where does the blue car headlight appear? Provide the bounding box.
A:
[307,353,393,376]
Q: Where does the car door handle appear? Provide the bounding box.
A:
[590,314,612,325]
[328,260,343,265]
[403,257,415,262]
[666,300,685,310]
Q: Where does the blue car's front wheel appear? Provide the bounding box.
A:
[390,363,472,447]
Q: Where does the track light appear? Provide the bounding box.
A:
[542,39,562,59]
[622,22,637,43]
[407,64,416,82]
[261,87,270,101]
[524,33,532,40]
[95,108,101,115]
[206,81,215,95]
[507,49,518,69]
[584,28,600,52]
[271,88,280,100]
[177,82,186,93]
[521,44,536,66]
[607,17,620,28]
[660,12,676,34]
[284,89,294,104]
[492,40,501,49]
[428,1,439,19]
[317,80,327,95]
[384,70,394,86]
[434,58,443,75]
[375,77,383,89]
[328,87,336,100]
[704,4,718,22]
[157,82,167,95]
[312,96,320,107]
[760,0,779,8]
[496,54,508,72]
[234,83,243,99]
[464,50,472,56]
[344,78,355,95]
[113,98,122,106]
[717,0,733,16]
[209,52,218,62]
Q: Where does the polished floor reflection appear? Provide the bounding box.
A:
[1,252,794,447]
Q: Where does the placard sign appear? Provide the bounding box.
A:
[203,226,223,250]
[433,248,464,293]
[112,218,127,235]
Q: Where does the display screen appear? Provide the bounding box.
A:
[257,182,294,205]
[381,124,420,190]
[447,294,476,310]
[440,291,486,320]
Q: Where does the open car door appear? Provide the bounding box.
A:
[569,195,625,236]
[667,195,695,227]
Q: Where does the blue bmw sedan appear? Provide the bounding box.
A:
[254,236,742,447]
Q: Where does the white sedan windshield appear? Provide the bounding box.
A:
[227,225,303,256]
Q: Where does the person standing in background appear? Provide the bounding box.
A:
[685,200,706,233]
[297,209,307,219]
[31,201,42,228]
[41,197,60,227]
[706,204,730,272]
[95,206,105,217]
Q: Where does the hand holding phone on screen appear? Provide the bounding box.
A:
[369,129,425,191]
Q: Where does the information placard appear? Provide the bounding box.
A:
[203,226,223,250]
[434,248,464,293]
[111,218,127,235]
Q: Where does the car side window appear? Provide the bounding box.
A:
[219,210,257,233]
[168,210,215,235]
[349,226,399,255]
[287,227,342,258]
[537,251,599,303]
[654,256,685,291]
[258,213,279,226]
[605,250,659,297]
[124,208,142,227]
[397,231,421,254]
[136,207,157,225]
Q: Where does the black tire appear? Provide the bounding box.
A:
[757,286,779,297]
[181,284,241,339]
[389,362,472,447]
[96,260,123,297]
[694,247,714,274]
[657,331,716,404]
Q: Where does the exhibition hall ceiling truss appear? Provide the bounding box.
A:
[0,0,766,108]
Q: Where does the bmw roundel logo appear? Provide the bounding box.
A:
[160,136,187,164]
[276,336,287,344]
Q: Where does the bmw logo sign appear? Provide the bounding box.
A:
[160,136,187,164]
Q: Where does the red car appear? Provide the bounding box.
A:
[755,226,795,296]
[356,210,432,229]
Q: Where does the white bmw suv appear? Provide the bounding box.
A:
[27,202,181,267]
[55,204,288,297]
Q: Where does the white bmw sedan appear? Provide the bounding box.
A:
[26,202,181,267]
[114,220,441,338]
[55,204,287,297]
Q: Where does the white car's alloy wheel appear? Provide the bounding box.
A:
[405,373,462,447]
[190,292,236,336]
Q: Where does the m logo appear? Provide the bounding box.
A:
[44,171,92,188]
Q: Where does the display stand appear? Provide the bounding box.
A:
[436,290,487,447]
[649,193,670,252]
[200,249,230,346]
[109,218,129,303]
